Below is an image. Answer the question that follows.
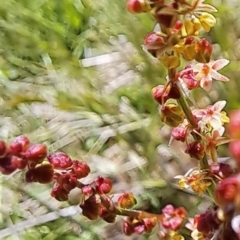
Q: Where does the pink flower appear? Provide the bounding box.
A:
[193,100,227,129]
[193,59,230,91]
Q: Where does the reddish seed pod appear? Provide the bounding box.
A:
[26,164,54,183]
[152,85,170,104]
[11,155,28,170]
[185,141,205,160]
[100,206,116,223]
[80,195,102,220]
[195,38,212,63]
[185,36,195,45]
[95,176,113,194]
[81,185,94,196]
[10,135,30,156]
[210,163,233,179]
[123,219,135,236]
[47,152,73,170]
[72,160,90,179]
[127,0,149,14]
[25,169,37,183]
[144,32,165,50]
[171,126,187,142]
[51,183,69,201]
[173,20,182,32]
[195,210,220,234]
[24,144,47,164]
[33,164,54,184]
[0,155,17,175]
[56,172,78,192]
[118,193,137,209]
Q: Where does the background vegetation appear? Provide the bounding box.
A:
[0,0,239,239]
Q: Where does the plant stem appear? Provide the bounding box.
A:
[115,207,161,219]
[168,69,209,170]
[168,69,214,196]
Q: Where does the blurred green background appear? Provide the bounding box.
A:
[0,0,239,239]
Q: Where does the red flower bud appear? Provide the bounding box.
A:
[80,195,102,220]
[26,164,54,184]
[152,85,170,104]
[195,38,212,63]
[10,135,30,156]
[25,169,36,182]
[185,36,195,45]
[127,0,149,14]
[24,144,47,164]
[36,164,54,183]
[118,193,137,209]
[95,176,113,194]
[173,20,182,31]
[81,185,94,196]
[210,163,233,179]
[171,126,187,142]
[185,141,204,160]
[11,155,28,170]
[56,172,78,192]
[100,206,116,223]
[195,210,220,234]
[47,152,73,170]
[0,155,17,175]
[123,218,135,236]
[72,160,90,179]
[51,183,69,201]
[144,32,165,50]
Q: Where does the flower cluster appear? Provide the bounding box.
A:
[0,135,48,176]
[0,135,189,236]
[126,0,240,239]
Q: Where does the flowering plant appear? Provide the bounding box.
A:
[1,0,240,239]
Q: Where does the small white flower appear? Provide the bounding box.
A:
[193,59,230,91]
[193,100,227,129]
